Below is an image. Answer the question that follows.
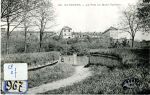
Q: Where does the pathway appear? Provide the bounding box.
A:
[27,66,91,94]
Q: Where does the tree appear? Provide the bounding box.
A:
[32,0,55,51]
[22,0,35,53]
[1,0,21,54]
[137,0,150,32]
[18,0,42,53]
[1,0,40,54]
[119,6,140,47]
[122,38,129,47]
[1,0,22,19]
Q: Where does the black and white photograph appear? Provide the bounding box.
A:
[1,0,150,94]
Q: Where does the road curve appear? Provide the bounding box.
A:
[27,66,91,94]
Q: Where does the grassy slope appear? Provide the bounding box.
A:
[1,52,60,67]
[1,52,75,88]
[28,62,75,88]
[45,48,150,94]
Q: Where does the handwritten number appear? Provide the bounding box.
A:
[6,81,12,91]
[18,81,23,92]
[12,81,18,90]
[5,81,24,92]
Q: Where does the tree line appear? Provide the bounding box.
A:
[1,0,150,54]
[1,0,55,54]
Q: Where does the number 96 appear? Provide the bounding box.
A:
[5,81,23,92]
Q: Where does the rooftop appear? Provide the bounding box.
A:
[62,26,72,30]
[102,26,118,34]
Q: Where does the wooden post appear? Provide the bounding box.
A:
[88,54,90,64]
[73,53,77,65]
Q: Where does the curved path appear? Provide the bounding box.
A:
[27,66,92,94]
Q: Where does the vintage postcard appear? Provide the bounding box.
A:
[1,0,150,94]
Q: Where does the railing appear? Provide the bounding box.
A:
[28,60,59,71]
[89,53,122,60]
[84,52,122,68]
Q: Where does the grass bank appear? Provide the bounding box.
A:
[1,51,60,68]
[1,52,75,89]
[44,48,150,94]
[90,48,149,68]
[28,62,75,88]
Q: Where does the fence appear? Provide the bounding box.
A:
[28,60,59,71]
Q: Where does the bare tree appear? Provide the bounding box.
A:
[32,0,55,51]
[1,0,41,19]
[1,0,22,54]
[21,0,42,53]
[119,5,140,47]
[1,0,41,54]
[22,0,31,53]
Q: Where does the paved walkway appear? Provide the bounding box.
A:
[27,66,92,94]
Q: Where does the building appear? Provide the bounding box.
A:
[59,26,103,39]
[1,28,6,32]
[102,26,132,47]
[60,26,74,39]
[72,32,88,39]
[102,26,119,39]
[1,21,24,33]
[72,32,103,40]
[102,26,131,39]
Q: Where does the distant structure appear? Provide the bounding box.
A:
[1,28,6,32]
[59,26,132,47]
[73,32,102,39]
[102,26,130,40]
[102,26,119,39]
[1,22,23,32]
[102,26,131,47]
[60,26,103,39]
[60,26,74,39]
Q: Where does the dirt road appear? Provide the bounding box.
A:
[27,66,91,94]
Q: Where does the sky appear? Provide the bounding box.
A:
[51,0,138,32]
[50,0,150,41]
[1,0,149,41]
